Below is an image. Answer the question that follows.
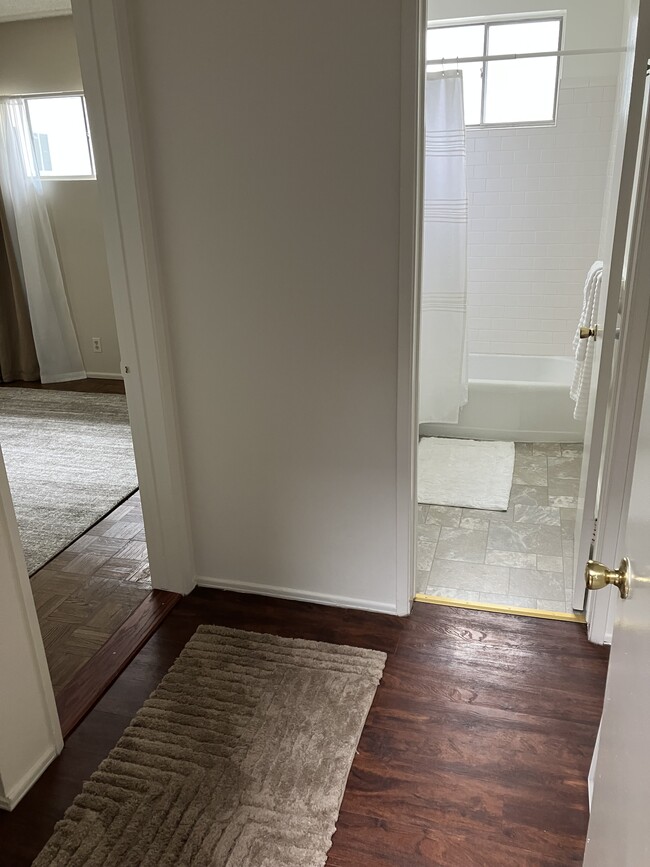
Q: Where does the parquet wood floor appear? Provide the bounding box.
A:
[31,491,152,693]
[0,590,609,866]
[2,378,153,696]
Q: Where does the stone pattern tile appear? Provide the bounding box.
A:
[420,443,581,613]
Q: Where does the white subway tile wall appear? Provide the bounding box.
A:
[465,78,617,357]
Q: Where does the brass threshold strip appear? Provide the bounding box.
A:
[415,593,586,623]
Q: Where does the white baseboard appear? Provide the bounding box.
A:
[85,371,124,380]
[0,745,59,812]
[196,575,399,615]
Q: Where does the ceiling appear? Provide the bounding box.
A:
[0,0,70,22]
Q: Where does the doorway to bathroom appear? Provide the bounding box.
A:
[416,4,627,619]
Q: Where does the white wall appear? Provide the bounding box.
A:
[0,16,121,375]
[126,0,411,612]
[428,0,625,357]
[465,80,616,357]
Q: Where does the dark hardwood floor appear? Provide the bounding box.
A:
[0,589,609,866]
[0,377,126,394]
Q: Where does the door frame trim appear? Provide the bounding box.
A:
[395,0,425,616]
[72,0,195,595]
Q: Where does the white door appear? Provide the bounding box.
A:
[583,16,650,860]
[583,275,650,863]
[572,0,650,617]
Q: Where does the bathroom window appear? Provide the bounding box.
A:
[427,15,563,127]
[24,94,95,178]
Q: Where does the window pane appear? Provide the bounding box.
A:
[427,24,484,63]
[484,20,561,124]
[426,26,484,126]
[484,56,558,123]
[487,19,561,56]
[26,96,93,177]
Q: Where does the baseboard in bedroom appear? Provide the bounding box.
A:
[196,575,399,615]
[85,372,124,380]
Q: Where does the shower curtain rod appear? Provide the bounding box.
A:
[426,47,625,65]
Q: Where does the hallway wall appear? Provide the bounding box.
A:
[124,0,413,612]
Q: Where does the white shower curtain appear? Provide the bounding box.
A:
[419,72,468,424]
[0,99,85,383]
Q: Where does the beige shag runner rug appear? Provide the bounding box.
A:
[0,388,138,574]
[34,625,386,867]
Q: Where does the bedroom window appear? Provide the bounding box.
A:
[427,15,563,127]
[24,94,95,178]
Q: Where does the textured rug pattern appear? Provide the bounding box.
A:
[34,625,386,867]
[0,388,138,574]
[418,436,515,510]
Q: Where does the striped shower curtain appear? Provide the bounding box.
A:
[419,71,468,424]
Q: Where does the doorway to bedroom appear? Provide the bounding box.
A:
[416,4,625,618]
[0,16,153,707]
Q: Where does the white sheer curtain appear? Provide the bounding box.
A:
[0,99,85,383]
[419,72,468,424]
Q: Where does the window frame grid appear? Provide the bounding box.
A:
[426,14,565,130]
[24,92,96,180]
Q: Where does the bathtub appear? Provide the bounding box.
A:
[420,354,586,443]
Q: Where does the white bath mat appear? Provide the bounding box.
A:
[418,437,515,510]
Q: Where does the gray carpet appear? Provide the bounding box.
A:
[34,625,386,867]
[0,388,138,574]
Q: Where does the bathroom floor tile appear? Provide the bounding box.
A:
[513,456,548,486]
[463,506,513,523]
[435,527,488,564]
[537,598,569,613]
[509,568,565,601]
[428,561,509,593]
[425,585,481,602]
[549,495,578,508]
[509,485,549,507]
[548,455,582,479]
[487,522,562,557]
[513,505,561,526]
[532,443,562,457]
[417,541,436,572]
[416,569,430,594]
[537,555,564,572]
[418,523,441,545]
[425,505,462,528]
[485,550,537,569]
[460,515,491,530]
[478,592,537,609]
[417,441,583,615]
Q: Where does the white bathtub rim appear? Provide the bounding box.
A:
[418,423,584,443]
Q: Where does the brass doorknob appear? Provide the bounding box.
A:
[579,325,598,339]
[585,557,631,599]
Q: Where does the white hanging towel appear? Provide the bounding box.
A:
[419,72,468,424]
[570,261,603,421]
